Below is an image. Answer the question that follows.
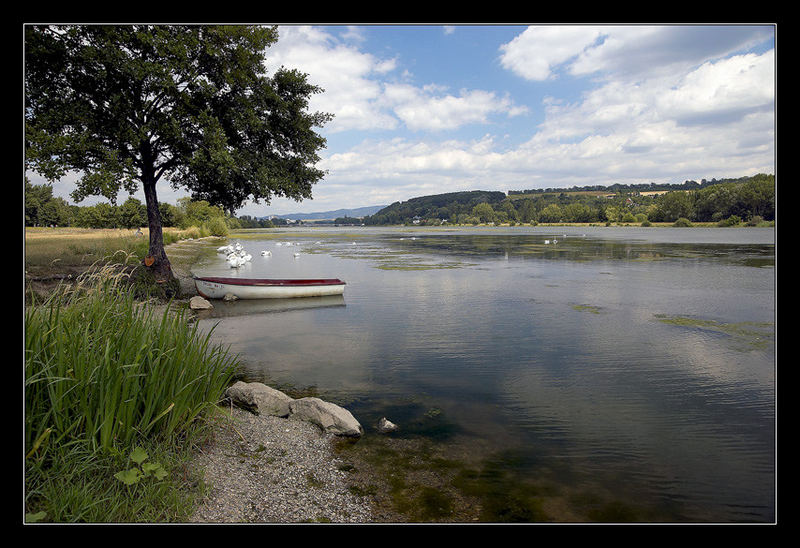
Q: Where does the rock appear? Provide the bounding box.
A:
[377,417,398,434]
[225,381,293,418]
[223,293,239,302]
[190,296,213,310]
[289,397,364,438]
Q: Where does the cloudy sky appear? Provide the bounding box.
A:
[35,24,776,217]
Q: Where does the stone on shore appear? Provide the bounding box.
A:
[224,382,364,438]
[377,417,398,434]
[225,381,293,418]
[289,397,364,438]
[189,296,213,310]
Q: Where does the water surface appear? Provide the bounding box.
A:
[194,226,775,522]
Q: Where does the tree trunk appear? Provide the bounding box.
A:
[141,173,173,283]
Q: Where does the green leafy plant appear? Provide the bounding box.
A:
[114,447,168,486]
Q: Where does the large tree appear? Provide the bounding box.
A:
[25,25,332,282]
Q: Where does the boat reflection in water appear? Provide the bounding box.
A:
[195,293,346,319]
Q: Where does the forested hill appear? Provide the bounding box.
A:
[363,190,506,225]
[361,174,774,226]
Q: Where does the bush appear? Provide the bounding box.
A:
[717,215,741,227]
[205,217,229,237]
[746,215,764,227]
[673,217,693,227]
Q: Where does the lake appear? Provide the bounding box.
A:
[193,226,775,523]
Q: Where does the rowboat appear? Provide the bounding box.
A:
[193,275,346,300]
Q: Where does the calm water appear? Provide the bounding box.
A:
[193,226,775,523]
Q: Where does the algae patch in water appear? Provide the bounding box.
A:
[654,314,774,351]
[572,304,603,314]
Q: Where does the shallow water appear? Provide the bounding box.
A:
[194,226,775,522]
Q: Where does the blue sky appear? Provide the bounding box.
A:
[35,24,776,217]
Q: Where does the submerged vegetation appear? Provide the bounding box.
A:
[654,314,774,351]
[24,262,239,522]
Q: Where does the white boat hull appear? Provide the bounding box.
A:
[194,276,346,300]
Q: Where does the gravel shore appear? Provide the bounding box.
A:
[171,239,377,524]
[189,406,375,524]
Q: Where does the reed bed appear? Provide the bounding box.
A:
[25,260,240,521]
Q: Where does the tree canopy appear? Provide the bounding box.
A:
[25,25,332,281]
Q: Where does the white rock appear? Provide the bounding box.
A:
[377,417,399,434]
[225,381,293,418]
[289,397,363,438]
[189,296,213,310]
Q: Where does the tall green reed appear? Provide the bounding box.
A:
[25,258,238,458]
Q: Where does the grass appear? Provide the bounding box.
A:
[25,261,240,522]
[24,226,210,276]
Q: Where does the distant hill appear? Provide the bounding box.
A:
[363,190,506,225]
[266,205,387,221]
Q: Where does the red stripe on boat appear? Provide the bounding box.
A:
[194,276,345,287]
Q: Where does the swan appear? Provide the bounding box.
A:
[293,252,301,258]
[544,240,550,244]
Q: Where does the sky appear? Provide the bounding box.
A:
[32,24,776,217]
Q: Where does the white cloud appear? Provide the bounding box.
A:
[265,26,399,133]
[499,26,604,81]
[267,26,528,135]
[385,84,526,131]
[655,50,775,125]
[500,25,774,83]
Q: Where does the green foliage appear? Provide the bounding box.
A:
[25,25,332,278]
[204,216,229,237]
[472,202,496,223]
[538,203,563,223]
[364,191,506,225]
[25,264,238,456]
[672,217,693,227]
[717,215,741,227]
[361,174,773,227]
[114,447,168,486]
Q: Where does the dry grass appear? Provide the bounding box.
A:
[24,227,191,271]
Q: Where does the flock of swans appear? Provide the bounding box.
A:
[216,239,338,269]
[217,233,586,269]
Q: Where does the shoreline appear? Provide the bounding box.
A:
[188,406,376,524]
[166,238,393,524]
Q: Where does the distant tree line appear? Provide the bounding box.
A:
[363,174,774,226]
[363,190,507,226]
[507,175,759,196]
[24,179,274,233]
